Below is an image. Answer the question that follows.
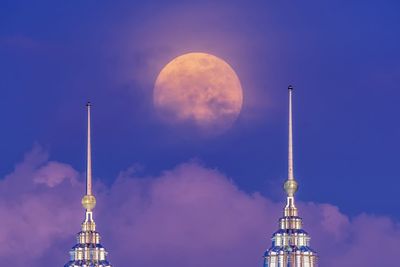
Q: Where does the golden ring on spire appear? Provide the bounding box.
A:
[82,194,96,211]
[284,179,298,197]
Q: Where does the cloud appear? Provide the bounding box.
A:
[33,161,79,187]
[104,162,276,267]
[0,146,399,267]
[0,145,81,266]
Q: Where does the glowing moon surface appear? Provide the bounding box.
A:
[153,52,243,134]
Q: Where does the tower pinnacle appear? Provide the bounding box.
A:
[284,85,298,198]
[263,85,317,267]
[283,86,298,218]
[288,85,294,181]
[64,102,112,267]
[82,102,96,212]
[86,101,92,196]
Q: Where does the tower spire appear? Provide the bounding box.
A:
[284,85,298,216]
[87,101,92,196]
[64,102,113,267]
[288,85,294,181]
[82,102,96,213]
[263,85,318,267]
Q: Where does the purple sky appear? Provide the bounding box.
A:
[1,1,400,266]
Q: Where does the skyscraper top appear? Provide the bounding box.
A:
[64,103,112,267]
[263,86,317,267]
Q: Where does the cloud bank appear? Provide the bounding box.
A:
[0,146,398,267]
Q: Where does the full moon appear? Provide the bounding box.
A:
[153,52,243,134]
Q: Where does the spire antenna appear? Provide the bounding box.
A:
[64,102,113,267]
[82,101,96,212]
[284,85,298,200]
[263,85,317,267]
[288,85,294,180]
[86,101,92,196]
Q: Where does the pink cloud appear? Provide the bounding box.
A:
[33,161,79,187]
[104,162,277,267]
[0,146,82,266]
[0,146,399,267]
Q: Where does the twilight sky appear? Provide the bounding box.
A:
[1,1,400,266]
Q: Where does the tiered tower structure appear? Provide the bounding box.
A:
[64,102,112,267]
[264,86,317,267]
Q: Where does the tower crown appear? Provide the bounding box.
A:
[64,102,112,267]
[263,86,318,267]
